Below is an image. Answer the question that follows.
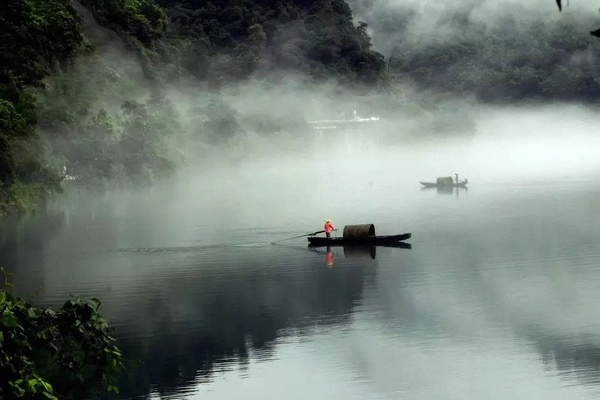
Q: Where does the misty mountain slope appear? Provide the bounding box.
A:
[348,0,600,102]
[0,0,391,214]
[3,0,596,215]
[75,0,389,87]
[0,0,82,214]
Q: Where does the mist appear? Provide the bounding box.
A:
[6,1,600,399]
[27,0,597,199]
[348,0,598,51]
[20,0,600,341]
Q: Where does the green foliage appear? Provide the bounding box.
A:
[0,0,392,213]
[153,0,388,87]
[356,2,600,102]
[0,0,82,89]
[0,266,124,399]
[36,62,183,187]
[0,0,82,213]
[5,0,597,215]
[5,182,41,213]
[70,0,390,87]
[78,0,168,46]
[15,0,391,195]
[191,98,243,146]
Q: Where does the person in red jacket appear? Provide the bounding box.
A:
[324,219,335,239]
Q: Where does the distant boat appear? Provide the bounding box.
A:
[420,181,468,188]
[420,176,468,188]
[307,224,411,247]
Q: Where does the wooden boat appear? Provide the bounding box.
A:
[306,224,411,249]
[307,233,411,246]
[307,240,412,249]
[420,176,468,188]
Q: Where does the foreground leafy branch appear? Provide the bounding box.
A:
[0,267,124,399]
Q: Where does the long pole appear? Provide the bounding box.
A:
[271,230,325,244]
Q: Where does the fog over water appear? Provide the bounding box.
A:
[2,97,600,399]
[3,0,600,398]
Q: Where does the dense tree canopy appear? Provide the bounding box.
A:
[0,0,82,213]
[0,0,390,214]
[349,0,600,102]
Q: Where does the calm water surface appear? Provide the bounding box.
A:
[2,153,600,400]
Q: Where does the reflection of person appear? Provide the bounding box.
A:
[324,219,335,239]
[326,246,334,267]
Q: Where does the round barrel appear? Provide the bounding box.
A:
[343,224,376,240]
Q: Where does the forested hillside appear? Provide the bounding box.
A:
[0,0,597,214]
[349,0,600,102]
[0,0,82,213]
[0,0,388,214]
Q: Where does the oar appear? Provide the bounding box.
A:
[271,230,325,244]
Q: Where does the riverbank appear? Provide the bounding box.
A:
[0,183,47,217]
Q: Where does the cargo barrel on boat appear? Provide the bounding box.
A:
[342,224,376,240]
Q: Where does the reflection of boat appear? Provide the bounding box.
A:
[310,242,411,260]
[420,186,468,195]
[420,176,468,188]
[307,224,411,246]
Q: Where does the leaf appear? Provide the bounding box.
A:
[40,380,53,391]
[1,313,18,327]
[42,392,59,400]
[591,28,600,37]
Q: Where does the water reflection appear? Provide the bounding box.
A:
[532,333,600,387]
[0,209,66,292]
[108,246,378,398]
[327,246,335,266]
[2,179,600,399]
[420,186,468,196]
[342,246,375,260]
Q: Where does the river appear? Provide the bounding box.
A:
[2,125,600,399]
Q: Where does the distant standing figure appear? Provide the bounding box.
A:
[324,219,335,239]
[455,173,459,184]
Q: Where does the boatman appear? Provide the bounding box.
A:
[324,219,335,239]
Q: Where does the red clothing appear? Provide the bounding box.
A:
[326,251,334,266]
[324,222,334,233]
